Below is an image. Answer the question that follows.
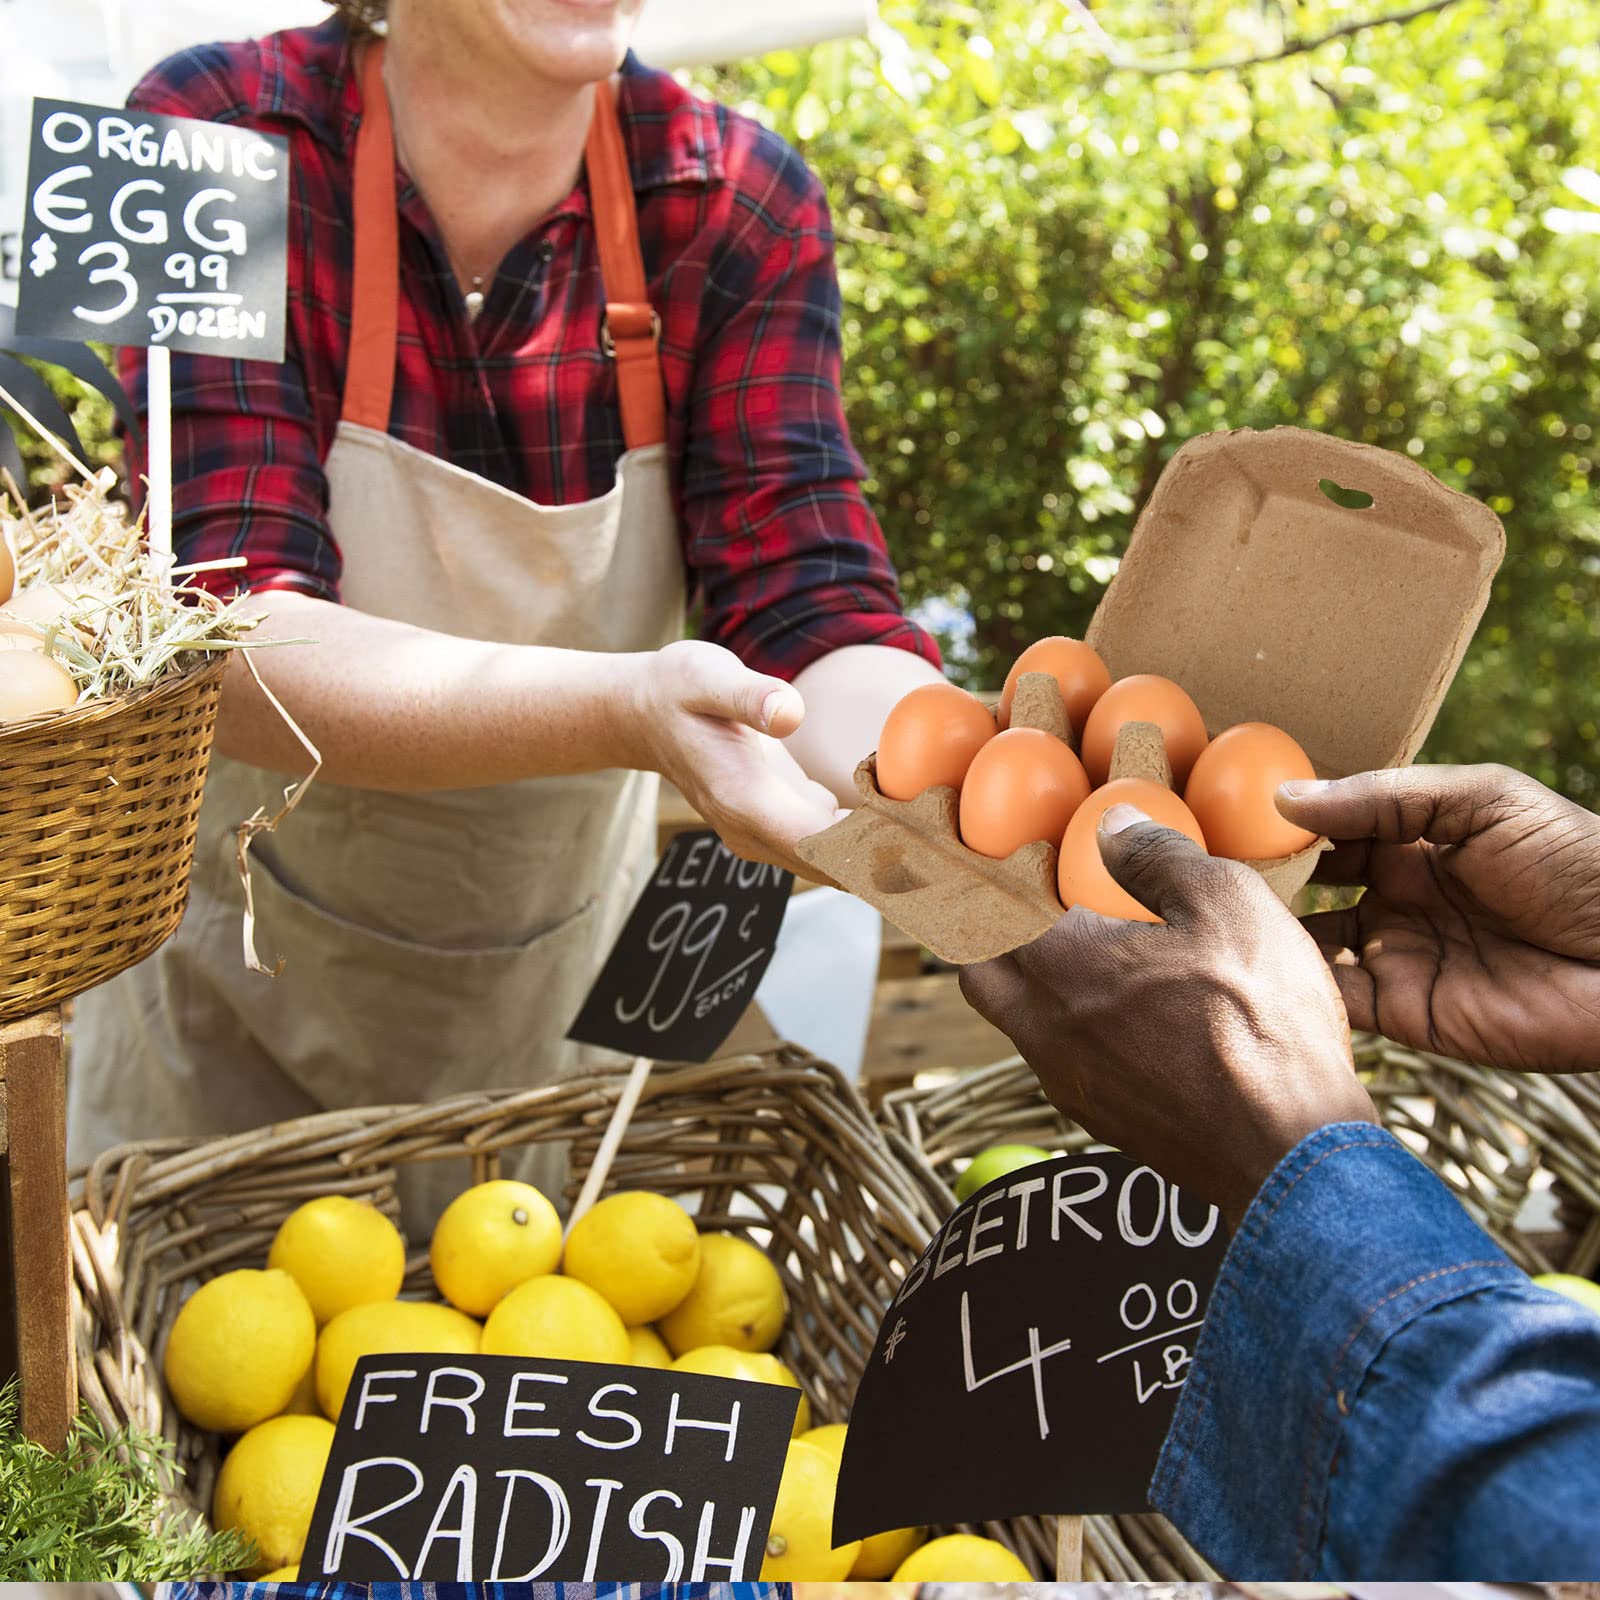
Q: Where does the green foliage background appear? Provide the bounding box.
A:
[8,0,1597,801]
[705,0,1600,803]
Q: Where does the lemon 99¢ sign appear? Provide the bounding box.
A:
[16,99,289,361]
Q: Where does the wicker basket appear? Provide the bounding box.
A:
[70,1046,1210,1582]
[872,1040,1600,1581]
[880,1037,1600,1279]
[0,652,228,1022]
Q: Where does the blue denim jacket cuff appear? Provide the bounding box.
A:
[1149,1120,1522,1578]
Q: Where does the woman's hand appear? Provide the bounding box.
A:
[1279,765,1600,1073]
[961,807,1376,1228]
[622,640,844,874]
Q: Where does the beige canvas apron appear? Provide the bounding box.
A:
[69,46,686,1225]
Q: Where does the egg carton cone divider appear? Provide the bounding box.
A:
[1106,719,1329,904]
[795,672,1071,965]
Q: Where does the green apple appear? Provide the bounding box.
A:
[954,1143,1052,1204]
[1533,1272,1600,1317]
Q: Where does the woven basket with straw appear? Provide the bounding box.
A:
[0,652,228,1023]
[71,1046,1212,1582]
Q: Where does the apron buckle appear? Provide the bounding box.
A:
[601,304,662,358]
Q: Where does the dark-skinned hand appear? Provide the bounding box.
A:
[961,806,1378,1229]
[1278,764,1600,1074]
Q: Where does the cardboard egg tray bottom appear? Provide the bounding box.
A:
[797,675,1324,966]
[797,426,1506,965]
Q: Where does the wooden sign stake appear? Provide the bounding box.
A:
[1056,1511,1084,1580]
[146,344,174,582]
[567,1055,654,1234]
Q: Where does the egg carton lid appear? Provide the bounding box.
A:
[797,428,1503,962]
[1084,426,1505,778]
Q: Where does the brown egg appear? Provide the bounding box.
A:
[1080,674,1209,787]
[998,637,1111,737]
[1183,722,1319,861]
[875,682,997,801]
[0,535,12,607]
[959,728,1092,859]
[1,581,107,639]
[1057,778,1208,923]
[0,648,79,723]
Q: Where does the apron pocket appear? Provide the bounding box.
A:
[233,841,608,1109]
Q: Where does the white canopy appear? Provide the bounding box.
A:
[0,0,874,307]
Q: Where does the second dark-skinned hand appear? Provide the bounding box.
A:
[960,807,1378,1229]
[1277,764,1600,1074]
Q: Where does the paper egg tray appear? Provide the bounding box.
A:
[795,672,1326,965]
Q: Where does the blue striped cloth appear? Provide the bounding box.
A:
[168,1586,790,1600]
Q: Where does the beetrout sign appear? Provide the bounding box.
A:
[835,1151,1230,1539]
[15,98,288,360]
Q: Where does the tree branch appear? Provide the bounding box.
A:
[1063,0,1471,77]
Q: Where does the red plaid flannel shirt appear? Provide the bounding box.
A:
[119,20,937,680]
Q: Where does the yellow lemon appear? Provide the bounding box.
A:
[1534,1272,1600,1316]
[259,1567,300,1581]
[760,1438,859,1581]
[212,1414,336,1575]
[852,1522,929,1578]
[798,1422,926,1578]
[670,1345,812,1435]
[563,1191,702,1324]
[658,1233,786,1354]
[628,1325,674,1369]
[279,1366,321,1417]
[482,1274,630,1364]
[430,1180,563,1317]
[800,1421,849,1454]
[893,1533,1034,1581]
[316,1299,481,1420]
[268,1196,406,1327]
[165,1269,316,1434]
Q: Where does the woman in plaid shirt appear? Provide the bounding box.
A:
[69,0,943,1213]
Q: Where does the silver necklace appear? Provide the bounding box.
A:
[465,273,486,320]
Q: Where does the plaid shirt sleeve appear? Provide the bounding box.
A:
[118,337,342,602]
[683,125,939,679]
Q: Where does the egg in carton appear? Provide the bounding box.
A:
[795,673,1324,966]
[798,425,1509,966]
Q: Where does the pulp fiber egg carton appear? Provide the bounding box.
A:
[798,426,1505,965]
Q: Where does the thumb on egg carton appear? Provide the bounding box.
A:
[794,671,1073,965]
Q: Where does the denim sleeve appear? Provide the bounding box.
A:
[1150,1122,1600,1580]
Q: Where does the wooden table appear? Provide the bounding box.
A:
[0,1009,75,1450]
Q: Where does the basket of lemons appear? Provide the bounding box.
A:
[70,1046,1206,1581]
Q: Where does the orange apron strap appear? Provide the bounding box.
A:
[342,48,665,450]
[586,79,667,451]
[343,40,400,432]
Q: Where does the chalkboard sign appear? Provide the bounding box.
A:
[302,1354,799,1580]
[568,828,791,1062]
[15,98,289,360]
[834,1151,1229,1541]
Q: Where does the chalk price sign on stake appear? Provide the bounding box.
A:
[567,828,792,1062]
[302,1354,798,1580]
[834,1151,1229,1541]
[15,99,289,361]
